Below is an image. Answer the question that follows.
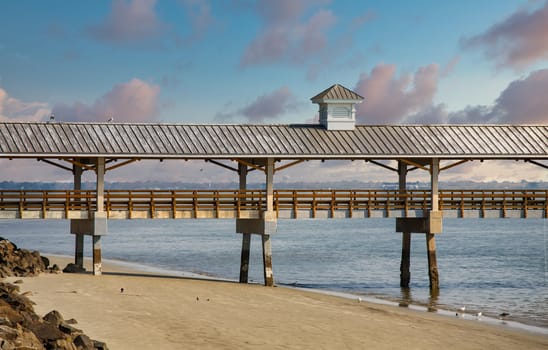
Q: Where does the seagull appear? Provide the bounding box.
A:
[120,288,124,293]
[357,297,362,303]
[476,312,482,320]
[456,306,466,317]
[48,114,55,122]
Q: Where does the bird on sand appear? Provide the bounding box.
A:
[456,306,466,317]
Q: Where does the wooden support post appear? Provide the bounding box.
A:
[75,234,84,268]
[92,235,102,276]
[398,161,411,288]
[426,233,439,291]
[266,158,274,213]
[262,234,274,287]
[239,233,251,283]
[400,232,411,287]
[93,157,105,276]
[238,163,251,283]
[72,161,84,268]
[427,158,440,292]
[263,158,275,286]
[96,158,105,212]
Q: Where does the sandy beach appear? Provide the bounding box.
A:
[5,256,547,350]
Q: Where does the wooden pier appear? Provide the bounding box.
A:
[0,189,546,220]
[0,84,546,291]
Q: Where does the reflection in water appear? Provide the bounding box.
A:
[399,287,411,307]
[428,288,439,312]
[398,287,439,312]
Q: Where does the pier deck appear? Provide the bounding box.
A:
[0,189,545,220]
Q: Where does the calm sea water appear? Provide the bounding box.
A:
[0,218,546,329]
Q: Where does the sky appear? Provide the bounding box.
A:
[0,0,547,184]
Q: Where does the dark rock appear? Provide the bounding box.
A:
[0,238,45,278]
[50,264,61,273]
[29,321,65,341]
[62,264,86,274]
[93,340,109,350]
[41,256,50,269]
[13,279,23,284]
[65,318,78,325]
[73,334,94,350]
[59,323,82,336]
[43,310,64,327]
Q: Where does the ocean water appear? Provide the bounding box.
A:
[0,218,546,329]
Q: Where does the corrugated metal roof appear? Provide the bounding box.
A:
[0,122,546,159]
[310,84,364,102]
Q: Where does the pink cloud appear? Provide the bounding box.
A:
[52,79,160,122]
[241,86,299,122]
[0,87,50,122]
[461,2,548,69]
[353,63,439,124]
[491,68,548,123]
[88,0,167,44]
[240,0,336,66]
[410,69,548,124]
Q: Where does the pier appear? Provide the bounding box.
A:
[0,84,546,292]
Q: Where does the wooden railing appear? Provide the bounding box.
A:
[0,189,546,218]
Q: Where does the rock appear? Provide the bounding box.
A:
[0,238,46,278]
[0,240,108,350]
[93,340,109,350]
[65,318,78,325]
[43,310,64,327]
[41,256,50,269]
[50,264,61,273]
[62,264,86,274]
[29,321,66,342]
[13,279,23,284]
[59,323,82,336]
[73,334,94,350]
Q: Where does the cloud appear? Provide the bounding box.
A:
[88,0,168,44]
[0,87,50,122]
[490,68,548,123]
[240,0,336,66]
[240,86,299,122]
[353,63,439,124]
[461,2,548,69]
[215,86,300,122]
[52,79,160,122]
[180,0,215,43]
[409,69,548,124]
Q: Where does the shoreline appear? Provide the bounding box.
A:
[6,255,548,349]
[40,254,548,336]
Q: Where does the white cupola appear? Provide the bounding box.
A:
[310,84,364,130]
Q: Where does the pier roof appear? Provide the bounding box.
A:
[0,122,546,160]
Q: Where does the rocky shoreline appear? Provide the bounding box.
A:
[0,237,108,350]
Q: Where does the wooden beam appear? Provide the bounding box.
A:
[526,159,548,169]
[233,159,266,173]
[61,158,95,172]
[106,158,139,172]
[398,159,430,172]
[366,159,398,172]
[274,159,305,173]
[206,159,239,172]
[440,159,470,172]
[37,158,73,172]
